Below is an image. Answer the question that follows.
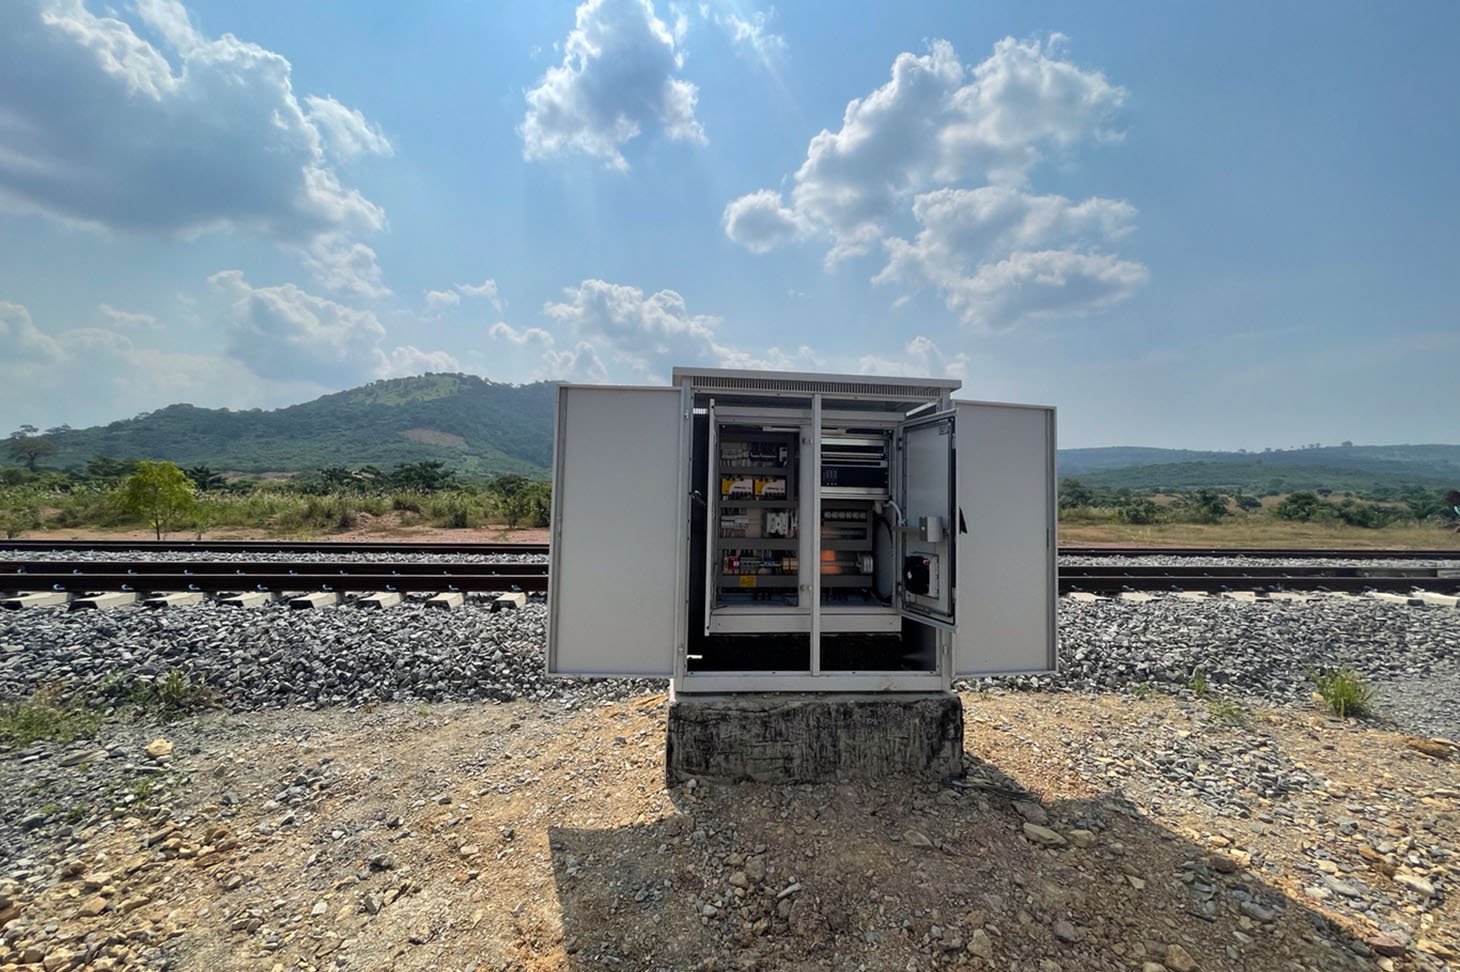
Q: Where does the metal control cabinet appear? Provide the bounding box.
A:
[547,368,1056,693]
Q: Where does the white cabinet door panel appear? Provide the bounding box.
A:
[548,385,683,676]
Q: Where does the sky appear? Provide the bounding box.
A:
[1,0,1456,450]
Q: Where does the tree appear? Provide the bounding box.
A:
[85,455,139,482]
[6,430,56,471]
[1058,478,1093,509]
[114,461,196,539]
[1274,491,1325,522]
[183,465,227,491]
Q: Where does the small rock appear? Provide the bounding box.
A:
[1142,964,1169,972]
[728,871,748,889]
[966,928,994,959]
[1023,823,1067,847]
[1239,901,1274,923]
[1366,932,1406,958]
[904,830,934,849]
[312,900,328,917]
[1394,872,1436,897]
[1067,829,1095,848]
[78,895,109,917]
[1013,800,1049,826]
[1164,943,1196,971]
[459,845,480,859]
[145,739,173,759]
[1053,919,1078,943]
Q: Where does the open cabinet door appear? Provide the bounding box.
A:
[953,401,1057,677]
[899,410,956,628]
[547,385,683,676]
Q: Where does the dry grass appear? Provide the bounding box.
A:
[1059,519,1458,548]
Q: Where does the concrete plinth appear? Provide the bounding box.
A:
[425,592,464,610]
[665,691,963,786]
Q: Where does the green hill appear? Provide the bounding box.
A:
[1062,445,1460,493]
[29,374,556,479]
[12,380,1460,492]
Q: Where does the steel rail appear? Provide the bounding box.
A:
[1059,546,1460,560]
[5,539,1459,560]
[0,539,551,555]
[0,560,549,577]
[0,572,548,595]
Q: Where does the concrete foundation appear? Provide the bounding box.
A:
[665,691,963,786]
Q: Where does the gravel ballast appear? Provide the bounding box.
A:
[0,594,1455,735]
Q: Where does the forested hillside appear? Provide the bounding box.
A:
[8,377,1458,491]
[24,374,556,479]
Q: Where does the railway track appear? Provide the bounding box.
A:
[5,539,1459,560]
[2,557,1459,601]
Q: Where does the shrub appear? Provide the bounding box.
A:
[1118,500,1161,525]
[1274,491,1325,521]
[1310,668,1374,718]
[0,683,102,746]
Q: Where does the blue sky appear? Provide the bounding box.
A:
[1,0,1456,449]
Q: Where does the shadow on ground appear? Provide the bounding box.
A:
[549,754,1390,972]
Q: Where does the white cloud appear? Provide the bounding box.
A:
[715,8,785,60]
[924,249,1149,331]
[424,289,461,314]
[304,95,394,161]
[487,278,817,381]
[723,189,803,253]
[298,234,391,298]
[96,303,160,329]
[521,0,705,170]
[0,300,63,361]
[0,0,391,293]
[209,270,455,385]
[489,322,554,346]
[723,36,1146,328]
[857,335,968,379]
[0,304,327,428]
[378,345,461,378]
[457,278,505,312]
[874,187,1144,328]
[723,36,1125,260]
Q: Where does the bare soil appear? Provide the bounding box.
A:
[6,692,1455,971]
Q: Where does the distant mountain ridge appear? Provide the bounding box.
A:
[32,374,556,479]
[12,376,1460,490]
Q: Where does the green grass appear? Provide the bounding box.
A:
[124,669,214,721]
[0,683,102,747]
[1186,670,1209,697]
[1207,698,1247,726]
[1310,668,1375,719]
